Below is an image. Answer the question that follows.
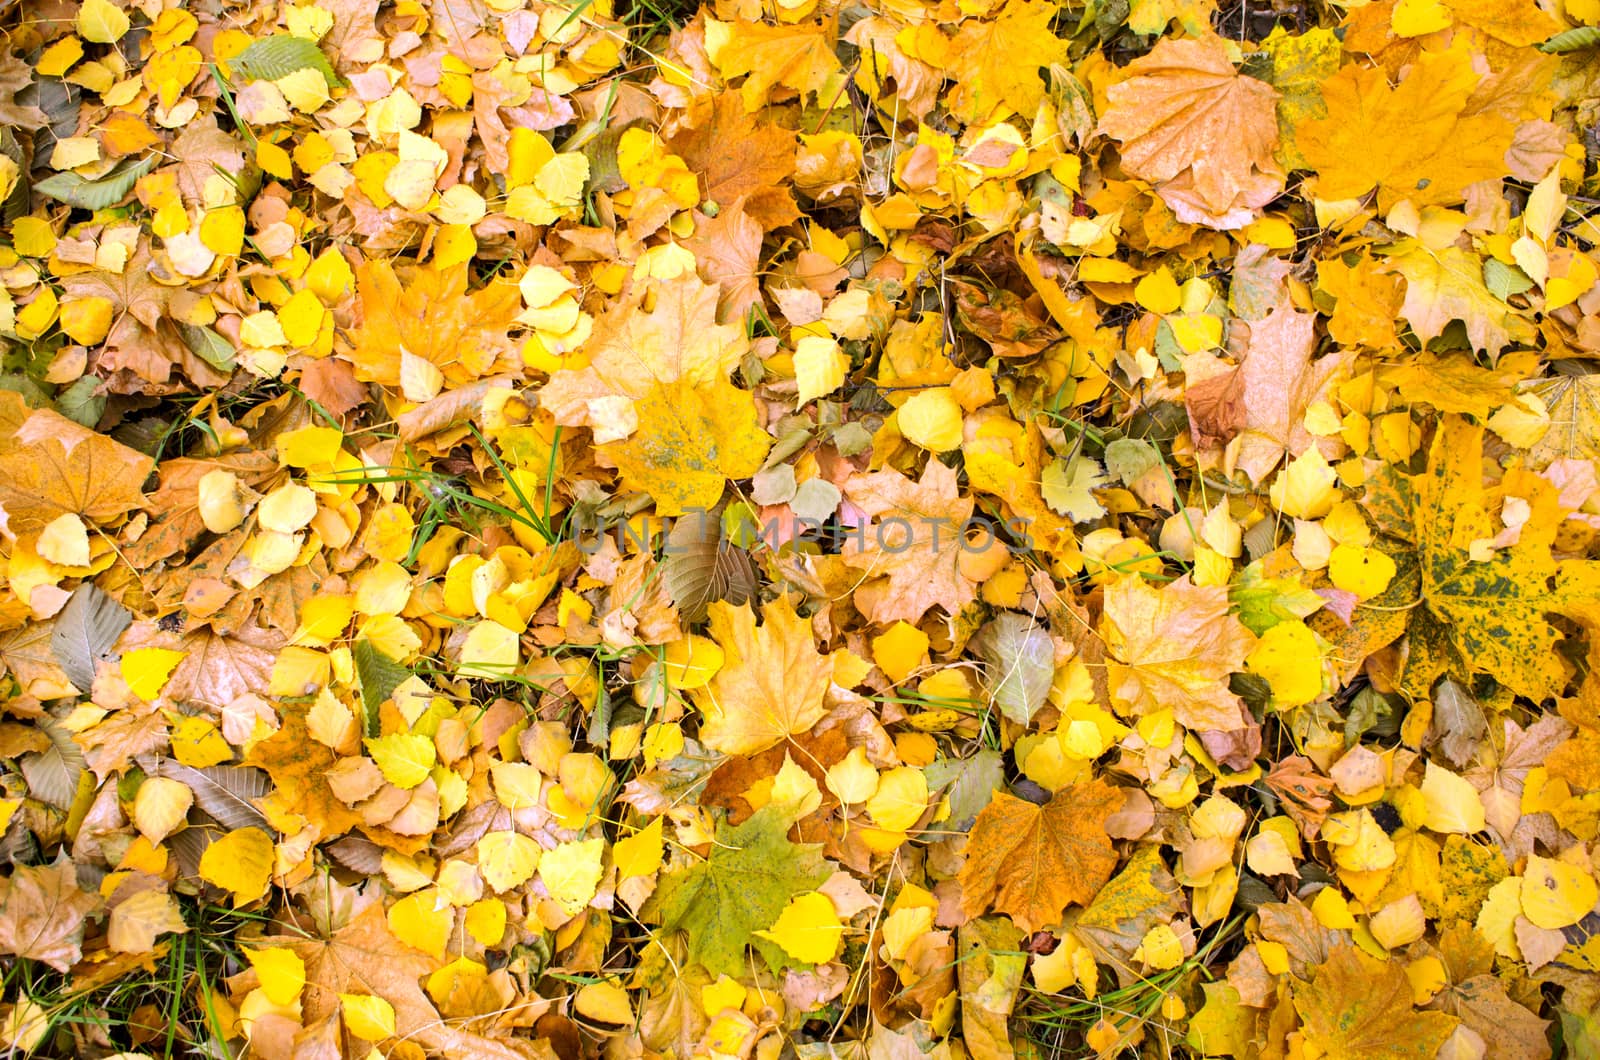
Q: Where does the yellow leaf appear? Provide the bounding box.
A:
[387,888,452,959]
[660,635,723,691]
[1135,268,1182,314]
[199,827,274,905]
[59,296,114,346]
[121,648,187,701]
[1418,762,1486,835]
[754,891,845,965]
[896,388,964,452]
[132,776,192,844]
[36,513,91,567]
[476,830,540,893]
[871,621,929,685]
[1520,856,1599,929]
[1134,924,1184,970]
[538,837,605,915]
[1244,620,1323,707]
[364,732,435,790]
[108,889,189,953]
[339,994,396,1040]
[614,817,664,879]
[197,470,247,534]
[1327,544,1396,601]
[794,335,849,405]
[169,715,233,767]
[464,897,506,946]
[696,595,832,755]
[575,981,633,1025]
[1269,447,1339,519]
[825,746,880,805]
[458,620,520,680]
[77,0,130,43]
[1298,48,1514,211]
[244,946,306,1006]
[864,766,928,833]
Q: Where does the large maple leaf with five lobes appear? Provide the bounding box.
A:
[1097,33,1283,229]
[539,273,770,515]
[346,260,522,389]
[1293,945,1459,1059]
[842,459,978,625]
[693,593,833,756]
[1403,415,1600,700]
[958,778,1122,933]
[647,804,830,976]
[1100,574,1257,732]
[1297,47,1513,211]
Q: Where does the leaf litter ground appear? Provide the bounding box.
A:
[1,0,1600,1057]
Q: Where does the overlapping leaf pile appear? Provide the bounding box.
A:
[1,0,1600,1055]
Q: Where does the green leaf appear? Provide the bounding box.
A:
[53,376,106,427]
[177,322,238,372]
[972,612,1053,726]
[925,748,1003,832]
[230,34,342,88]
[647,805,829,976]
[33,154,157,210]
[353,639,410,738]
[1229,562,1326,635]
[1483,258,1536,301]
[1539,25,1600,53]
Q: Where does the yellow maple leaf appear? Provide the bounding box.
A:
[1297,46,1513,210]
[694,594,832,755]
[1101,574,1257,732]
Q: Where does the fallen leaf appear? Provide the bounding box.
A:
[959,779,1121,933]
[1098,34,1283,228]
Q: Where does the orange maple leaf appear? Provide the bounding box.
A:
[958,779,1122,933]
[345,261,522,390]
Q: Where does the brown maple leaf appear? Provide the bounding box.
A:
[63,246,231,391]
[842,460,978,625]
[1097,33,1283,229]
[0,408,153,547]
[163,624,282,714]
[669,93,799,231]
[124,450,280,568]
[272,905,543,1059]
[958,779,1121,933]
[1293,945,1459,1060]
[685,201,765,322]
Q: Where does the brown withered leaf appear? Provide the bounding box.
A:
[669,94,799,231]
[1097,33,1283,228]
[958,779,1121,933]
[842,460,978,626]
[163,624,282,714]
[0,861,103,971]
[271,905,542,1060]
[1231,295,1349,483]
[1293,945,1459,1060]
[0,408,153,546]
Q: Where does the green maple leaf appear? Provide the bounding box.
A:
[648,805,829,977]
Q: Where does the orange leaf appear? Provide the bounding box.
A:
[958,779,1121,933]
